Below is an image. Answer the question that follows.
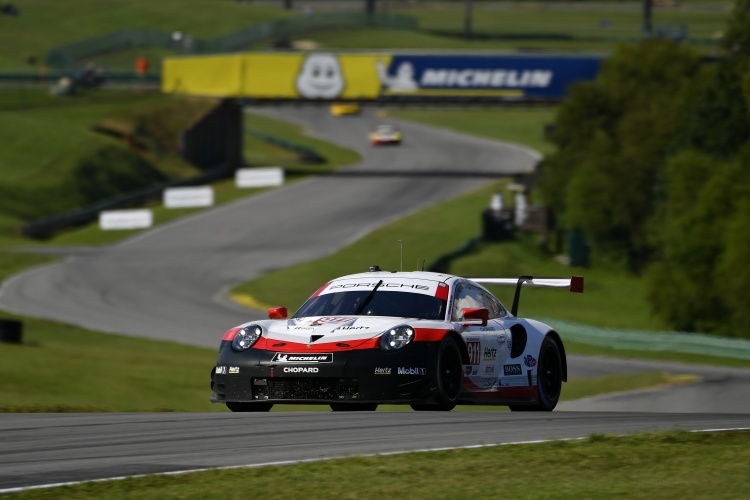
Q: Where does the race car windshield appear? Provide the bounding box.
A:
[294,290,446,320]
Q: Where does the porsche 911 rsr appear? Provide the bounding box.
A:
[369,125,402,145]
[211,268,583,412]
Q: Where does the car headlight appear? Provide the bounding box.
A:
[379,325,415,351]
[232,324,262,351]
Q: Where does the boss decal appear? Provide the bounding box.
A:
[504,364,522,376]
[271,353,333,363]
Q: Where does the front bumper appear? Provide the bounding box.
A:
[211,341,441,405]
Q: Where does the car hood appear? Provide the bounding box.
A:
[261,316,419,347]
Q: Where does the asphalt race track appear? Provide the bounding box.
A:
[1,411,749,491]
[1,106,749,491]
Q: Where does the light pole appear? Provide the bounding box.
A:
[642,0,653,37]
[464,0,473,39]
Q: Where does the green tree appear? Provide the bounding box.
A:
[541,39,701,270]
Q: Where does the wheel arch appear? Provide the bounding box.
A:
[544,330,567,382]
[445,330,470,365]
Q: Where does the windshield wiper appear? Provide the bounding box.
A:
[354,280,383,315]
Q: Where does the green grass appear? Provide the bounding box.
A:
[0,94,360,247]
[0,315,221,413]
[11,431,750,498]
[0,0,294,71]
[0,88,214,231]
[389,107,557,156]
[0,1,731,75]
[294,4,729,53]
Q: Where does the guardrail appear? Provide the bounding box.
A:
[22,164,231,239]
[428,232,750,359]
[548,319,750,361]
[245,127,325,164]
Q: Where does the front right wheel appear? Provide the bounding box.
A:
[509,336,563,412]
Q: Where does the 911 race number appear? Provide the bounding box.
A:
[467,341,481,366]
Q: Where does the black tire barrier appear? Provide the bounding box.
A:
[0,319,23,344]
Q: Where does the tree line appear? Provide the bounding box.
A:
[539,0,750,338]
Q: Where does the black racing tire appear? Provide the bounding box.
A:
[411,336,462,411]
[226,401,273,412]
[330,403,378,411]
[509,336,563,412]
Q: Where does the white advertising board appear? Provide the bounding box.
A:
[99,209,153,230]
[163,186,214,208]
[235,167,284,188]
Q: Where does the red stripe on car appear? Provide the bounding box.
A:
[222,327,242,341]
[413,328,450,342]
[310,282,331,298]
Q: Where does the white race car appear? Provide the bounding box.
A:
[369,124,402,145]
[211,268,583,412]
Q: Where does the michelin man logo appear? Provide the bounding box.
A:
[296,53,344,99]
[376,60,418,92]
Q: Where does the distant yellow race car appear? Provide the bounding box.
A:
[330,102,361,116]
[369,124,402,146]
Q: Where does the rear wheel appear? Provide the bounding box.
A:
[411,336,462,411]
[226,401,273,412]
[330,403,378,411]
[509,337,563,412]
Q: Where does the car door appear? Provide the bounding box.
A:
[452,282,509,389]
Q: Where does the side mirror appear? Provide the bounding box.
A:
[268,307,288,320]
[462,307,488,326]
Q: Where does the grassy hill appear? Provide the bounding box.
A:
[0,0,294,71]
[0,1,731,74]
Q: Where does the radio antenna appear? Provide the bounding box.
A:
[421,259,425,271]
[397,240,403,272]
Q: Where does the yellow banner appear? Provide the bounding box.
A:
[163,53,392,99]
[162,55,244,97]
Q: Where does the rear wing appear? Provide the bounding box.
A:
[472,276,584,316]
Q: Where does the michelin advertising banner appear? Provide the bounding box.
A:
[163,52,602,100]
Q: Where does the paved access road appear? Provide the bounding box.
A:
[0,106,537,347]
